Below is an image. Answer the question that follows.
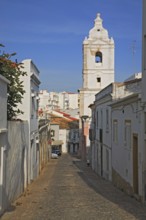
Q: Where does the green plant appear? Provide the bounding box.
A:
[0,44,26,120]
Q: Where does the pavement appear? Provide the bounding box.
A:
[1,154,146,220]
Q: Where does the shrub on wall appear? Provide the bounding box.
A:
[0,44,26,120]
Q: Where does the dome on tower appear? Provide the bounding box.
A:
[88,13,109,41]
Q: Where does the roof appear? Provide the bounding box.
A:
[49,113,79,129]
[55,110,79,121]
[110,93,140,107]
[117,78,142,87]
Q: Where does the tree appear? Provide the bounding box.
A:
[0,44,26,120]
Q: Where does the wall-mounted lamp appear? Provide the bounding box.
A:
[81,115,89,122]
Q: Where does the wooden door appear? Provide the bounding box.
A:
[133,134,138,194]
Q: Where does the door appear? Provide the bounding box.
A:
[0,146,2,212]
[0,133,6,213]
[133,134,138,194]
[73,144,75,153]
[99,129,103,176]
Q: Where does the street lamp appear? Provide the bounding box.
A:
[81,115,89,122]
[80,115,90,161]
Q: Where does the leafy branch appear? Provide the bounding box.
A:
[0,44,26,120]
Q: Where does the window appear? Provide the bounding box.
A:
[144,35,146,70]
[145,112,146,133]
[124,121,131,149]
[96,111,98,129]
[31,97,35,118]
[99,129,103,143]
[97,77,101,83]
[101,110,103,128]
[106,109,109,130]
[51,130,55,137]
[113,120,118,143]
[95,51,102,63]
[106,149,109,171]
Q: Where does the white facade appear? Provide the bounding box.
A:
[111,94,142,198]
[0,75,9,214]
[68,129,79,153]
[18,59,41,184]
[89,1,146,202]
[58,92,79,110]
[5,121,29,208]
[79,13,114,118]
[142,0,146,102]
[39,90,59,111]
[111,79,144,200]
[79,13,114,161]
[125,72,142,82]
[39,90,79,112]
[59,129,69,153]
[90,84,116,181]
[91,77,146,201]
[50,124,59,143]
[48,92,59,110]
[50,124,64,152]
[141,0,146,201]
[61,108,79,119]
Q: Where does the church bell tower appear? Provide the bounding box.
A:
[79,13,115,117]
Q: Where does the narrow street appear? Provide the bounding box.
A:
[1,154,146,220]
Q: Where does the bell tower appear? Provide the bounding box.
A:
[80,13,115,117]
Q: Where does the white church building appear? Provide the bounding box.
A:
[88,1,146,202]
[79,13,115,161]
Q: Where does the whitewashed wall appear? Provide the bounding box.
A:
[0,75,9,215]
[59,129,69,153]
[18,59,40,184]
[111,95,143,199]
[0,75,9,130]
[142,0,146,102]
[3,121,29,212]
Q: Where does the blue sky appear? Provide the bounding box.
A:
[0,0,142,92]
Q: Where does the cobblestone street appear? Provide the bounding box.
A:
[1,154,146,220]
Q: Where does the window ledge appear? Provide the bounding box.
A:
[0,128,8,133]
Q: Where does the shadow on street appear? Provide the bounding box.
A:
[72,154,146,220]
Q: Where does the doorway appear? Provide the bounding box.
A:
[133,134,138,194]
[0,146,2,212]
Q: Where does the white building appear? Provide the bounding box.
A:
[58,92,79,110]
[141,0,146,201]
[111,79,144,200]
[68,129,79,153]
[90,77,146,201]
[39,90,59,111]
[124,72,142,82]
[50,123,64,152]
[59,129,68,153]
[142,0,146,102]
[79,13,115,161]
[48,92,59,110]
[89,1,146,202]
[79,13,114,118]
[39,90,79,112]
[18,59,41,184]
[89,83,118,181]
[0,75,9,214]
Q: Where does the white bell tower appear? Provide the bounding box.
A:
[79,13,115,117]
